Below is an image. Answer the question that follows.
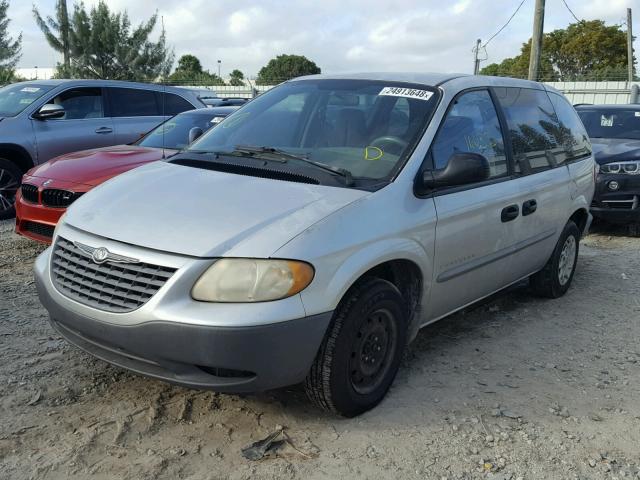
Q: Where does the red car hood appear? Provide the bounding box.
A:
[29,145,175,186]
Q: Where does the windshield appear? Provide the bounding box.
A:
[138,113,224,149]
[187,79,439,181]
[0,83,54,117]
[577,109,640,140]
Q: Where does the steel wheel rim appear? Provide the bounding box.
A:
[0,168,18,213]
[349,308,398,395]
[558,235,577,286]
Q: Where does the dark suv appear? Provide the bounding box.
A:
[0,79,207,219]
[576,104,640,235]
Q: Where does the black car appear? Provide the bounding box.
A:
[576,104,640,236]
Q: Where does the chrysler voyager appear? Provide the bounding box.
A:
[35,73,595,416]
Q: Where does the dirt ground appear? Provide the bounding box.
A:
[0,219,639,480]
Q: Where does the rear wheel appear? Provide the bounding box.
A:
[530,221,580,298]
[305,278,407,417]
[0,158,21,220]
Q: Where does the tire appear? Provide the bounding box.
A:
[530,221,580,298]
[0,158,21,220]
[305,278,408,417]
[628,223,640,238]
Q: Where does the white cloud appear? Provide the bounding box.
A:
[11,0,640,79]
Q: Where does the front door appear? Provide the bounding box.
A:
[31,87,115,162]
[426,89,523,320]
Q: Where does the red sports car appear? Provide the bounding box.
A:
[15,106,238,243]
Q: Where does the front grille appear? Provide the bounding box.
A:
[51,237,177,313]
[22,221,55,239]
[42,189,83,208]
[21,184,39,203]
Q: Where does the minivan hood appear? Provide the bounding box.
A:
[64,161,369,258]
[590,138,640,165]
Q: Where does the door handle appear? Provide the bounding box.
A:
[95,127,113,134]
[522,199,537,216]
[501,204,520,222]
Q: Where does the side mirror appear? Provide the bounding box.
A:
[416,152,490,194]
[188,127,204,143]
[33,104,65,120]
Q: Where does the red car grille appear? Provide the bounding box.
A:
[42,189,83,208]
[20,184,39,203]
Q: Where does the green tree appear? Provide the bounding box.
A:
[69,1,173,80]
[33,0,71,77]
[481,20,633,81]
[256,54,320,85]
[229,68,244,86]
[35,1,173,80]
[168,53,225,86]
[0,0,22,82]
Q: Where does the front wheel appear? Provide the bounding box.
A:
[305,278,408,417]
[530,221,580,298]
[0,158,21,220]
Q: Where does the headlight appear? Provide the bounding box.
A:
[600,161,640,174]
[192,259,314,302]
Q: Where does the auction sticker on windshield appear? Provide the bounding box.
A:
[379,87,433,101]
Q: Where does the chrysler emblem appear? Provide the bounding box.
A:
[74,242,140,265]
[92,247,110,264]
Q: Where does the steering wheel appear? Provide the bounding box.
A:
[369,136,409,155]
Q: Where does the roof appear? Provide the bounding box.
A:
[574,104,640,110]
[290,72,548,90]
[293,72,467,85]
[15,78,199,93]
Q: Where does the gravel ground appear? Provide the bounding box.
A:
[1,219,639,480]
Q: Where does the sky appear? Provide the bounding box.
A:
[9,0,640,78]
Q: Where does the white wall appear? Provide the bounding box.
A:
[546,81,639,105]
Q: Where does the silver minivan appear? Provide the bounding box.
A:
[34,73,595,416]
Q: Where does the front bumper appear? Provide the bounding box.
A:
[15,190,65,244]
[34,228,332,392]
[15,176,90,244]
[590,173,640,224]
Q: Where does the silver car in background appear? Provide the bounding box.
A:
[35,73,595,417]
[0,79,207,219]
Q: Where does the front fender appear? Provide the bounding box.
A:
[298,237,433,338]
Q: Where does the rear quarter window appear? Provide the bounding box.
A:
[548,93,592,162]
[158,92,194,116]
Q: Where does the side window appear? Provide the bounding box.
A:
[109,88,160,117]
[494,87,560,174]
[159,93,194,116]
[47,88,103,120]
[431,90,508,179]
[549,93,592,162]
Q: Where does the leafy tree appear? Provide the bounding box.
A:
[0,0,22,81]
[229,69,244,86]
[34,1,173,80]
[168,53,225,86]
[33,0,71,77]
[481,20,633,81]
[69,1,173,80]
[173,54,202,74]
[256,54,320,85]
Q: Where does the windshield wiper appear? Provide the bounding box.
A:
[233,145,354,186]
